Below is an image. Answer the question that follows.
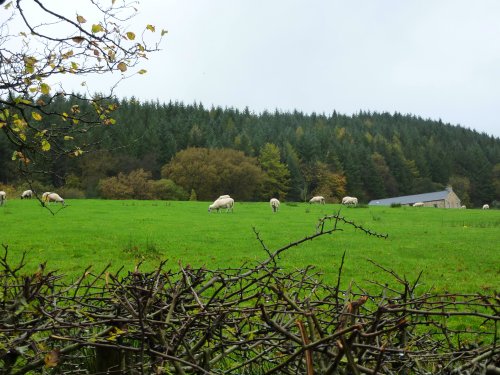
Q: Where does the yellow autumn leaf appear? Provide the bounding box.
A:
[64,136,74,141]
[44,350,59,368]
[0,122,5,128]
[40,83,50,95]
[72,36,85,44]
[92,24,103,33]
[126,31,136,40]
[146,24,155,32]
[32,112,42,121]
[12,151,22,160]
[117,62,127,72]
[41,139,51,152]
[76,15,86,24]
[138,69,147,75]
[107,50,116,62]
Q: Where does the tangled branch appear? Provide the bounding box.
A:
[0,215,498,374]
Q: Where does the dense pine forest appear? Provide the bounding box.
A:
[1,97,499,207]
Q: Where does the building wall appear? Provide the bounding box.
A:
[445,191,462,208]
[422,200,445,208]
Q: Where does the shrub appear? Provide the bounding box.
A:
[0,184,17,198]
[150,179,188,200]
[57,187,86,199]
[98,175,134,199]
[98,169,154,200]
[189,188,197,201]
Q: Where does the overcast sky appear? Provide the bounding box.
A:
[48,1,500,138]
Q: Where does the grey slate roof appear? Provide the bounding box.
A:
[368,190,450,206]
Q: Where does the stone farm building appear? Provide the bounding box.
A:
[368,186,462,208]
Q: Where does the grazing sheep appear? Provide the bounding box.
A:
[42,192,52,202]
[0,191,6,206]
[270,198,280,212]
[21,189,33,199]
[413,202,424,207]
[482,204,490,210]
[461,205,466,209]
[309,196,325,204]
[45,192,65,205]
[342,196,358,206]
[208,197,234,213]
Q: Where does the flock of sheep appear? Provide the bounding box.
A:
[206,194,359,213]
[0,189,65,206]
[0,190,491,211]
[412,201,489,210]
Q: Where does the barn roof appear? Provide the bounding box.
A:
[368,189,451,206]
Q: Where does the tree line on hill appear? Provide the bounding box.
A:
[1,96,499,207]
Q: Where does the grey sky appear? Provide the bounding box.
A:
[66,1,500,137]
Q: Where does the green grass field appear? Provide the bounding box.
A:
[1,199,498,293]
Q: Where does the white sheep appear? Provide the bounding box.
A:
[461,205,466,209]
[216,195,231,200]
[208,197,234,213]
[309,196,325,204]
[482,204,490,210]
[270,198,280,212]
[413,202,424,207]
[42,192,52,202]
[0,191,6,206]
[21,189,33,199]
[45,192,65,205]
[342,196,358,206]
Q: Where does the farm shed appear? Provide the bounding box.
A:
[368,186,462,208]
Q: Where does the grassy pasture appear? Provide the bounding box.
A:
[0,199,498,293]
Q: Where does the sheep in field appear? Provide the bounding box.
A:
[309,196,325,204]
[208,197,234,213]
[413,202,424,207]
[270,198,280,212]
[0,191,6,206]
[216,195,231,201]
[482,204,490,210]
[342,196,358,206]
[461,205,466,209]
[45,192,65,205]
[42,192,52,202]
[21,189,33,199]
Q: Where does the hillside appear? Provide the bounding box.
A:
[1,99,499,206]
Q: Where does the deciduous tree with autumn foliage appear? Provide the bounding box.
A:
[0,0,164,194]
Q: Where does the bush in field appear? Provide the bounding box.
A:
[99,170,189,200]
[98,175,134,199]
[150,179,188,200]
[0,184,17,198]
[162,147,265,201]
[57,187,86,199]
[189,188,197,201]
[98,169,153,200]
